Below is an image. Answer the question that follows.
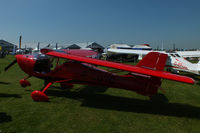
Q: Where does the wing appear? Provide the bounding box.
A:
[107,49,166,55]
[176,51,200,58]
[61,49,98,58]
[41,49,195,84]
[107,49,151,55]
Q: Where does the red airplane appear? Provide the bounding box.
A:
[5,48,195,102]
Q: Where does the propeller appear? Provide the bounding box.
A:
[4,59,17,71]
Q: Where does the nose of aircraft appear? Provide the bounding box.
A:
[16,54,36,75]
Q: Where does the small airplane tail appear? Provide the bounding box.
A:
[132,52,168,96]
[136,52,168,71]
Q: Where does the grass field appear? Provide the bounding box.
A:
[0,55,200,133]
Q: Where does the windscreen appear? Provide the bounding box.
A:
[34,54,51,73]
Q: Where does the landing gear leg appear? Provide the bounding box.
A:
[31,79,72,102]
[31,82,53,102]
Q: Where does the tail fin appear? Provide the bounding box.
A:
[135,52,168,96]
[136,52,168,71]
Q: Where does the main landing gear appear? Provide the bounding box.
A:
[31,79,72,102]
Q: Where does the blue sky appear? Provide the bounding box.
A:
[0,0,200,49]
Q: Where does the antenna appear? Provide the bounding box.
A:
[19,36,22,49]
[173,43,175,51]
[37,42,40,51]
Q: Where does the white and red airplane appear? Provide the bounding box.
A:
[107,49,200,75]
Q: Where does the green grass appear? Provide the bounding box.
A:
[0,55,200,133]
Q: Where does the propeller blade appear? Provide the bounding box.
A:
[4,59,17,71]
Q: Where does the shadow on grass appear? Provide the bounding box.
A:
[46,86,200,119]
[0,82,10,85]
[81,93,200,119]
[0,93,21,98]
[0,112,12,123]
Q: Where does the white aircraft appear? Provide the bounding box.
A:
[176,51,200,58]
[166,52,200,75]
[107,48,200,75]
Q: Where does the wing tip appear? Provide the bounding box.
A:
[176,76,195,84]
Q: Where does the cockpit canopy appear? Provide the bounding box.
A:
[34,54,51,73]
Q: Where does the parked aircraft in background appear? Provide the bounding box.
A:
[4,48,194,102]
[166,52,200,75]
[32,43,63,54]
[176,51,200,58]
[32,42,42,53]
[107,49,200,75]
